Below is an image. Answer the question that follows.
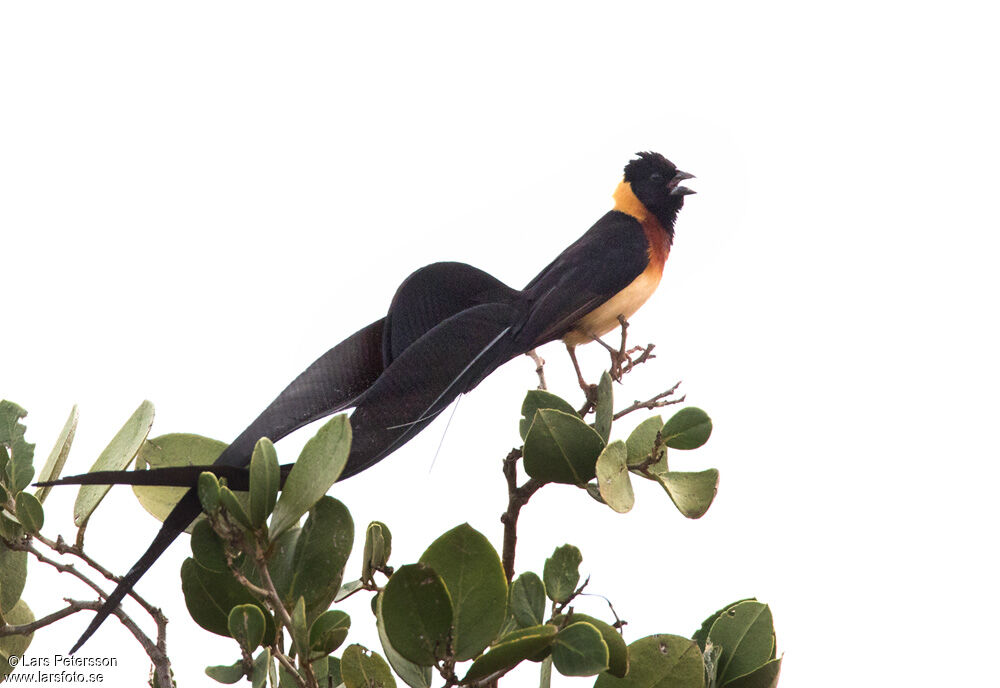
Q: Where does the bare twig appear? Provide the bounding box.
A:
[223,552,271,599]
[612,381,685,420]
[4,536,174,687]
[35,533,164,624]
[499,449,544,582]
[74,522,87,550]
[0,599,88,637]
[553,576,591,616]
[272,647,307,688]
[526,350,547,390]
[255,541,317,688]
[69,600,170,679]
[12,538,113,602]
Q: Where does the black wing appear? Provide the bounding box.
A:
[515,210,650,347]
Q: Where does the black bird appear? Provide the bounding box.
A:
[40,151,695,651]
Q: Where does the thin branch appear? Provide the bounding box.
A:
[35,532,165,624]
[223,552,272,600]
[0,599,87,637]
[612,381,685,420]
[500,449,544,582]
[254,541,318,688]
[254,548,295,638]
[12,538,113,602]
[526,350,547,390]
[5,536,173,688]
[69,599,171,686]
[553,576,591,616]
[272,646,307,688]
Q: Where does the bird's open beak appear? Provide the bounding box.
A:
[668,170,696,196]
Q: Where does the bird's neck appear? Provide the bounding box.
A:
[612,181,678,245]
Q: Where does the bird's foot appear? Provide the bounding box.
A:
[602,316,655,380]
[617,344,655,378]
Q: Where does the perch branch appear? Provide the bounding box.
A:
[499,449,544,582]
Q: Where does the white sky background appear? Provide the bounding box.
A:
[3,2,999,686]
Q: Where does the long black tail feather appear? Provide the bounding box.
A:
[34,464,285,491]
[61,263,525,653]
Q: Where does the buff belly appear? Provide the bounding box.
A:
[562,267,662,347]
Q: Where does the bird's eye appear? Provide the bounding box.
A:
[649,172,664,183]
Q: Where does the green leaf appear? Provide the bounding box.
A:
[363,521,392,583]
[661,407,712,450]
[692,599,756,651]
[228,604,266,654]
[249,438,279,528]
[205,661,245,684]
[551,621,608,677]
[541,656,553,687]
[552,613,627,678]
[593,372,614,442]
[419,523,507,661]
[310,609,351,654]
[654,469,719,519]
[0,514,22,541]
[250,648,271,688]
[270,415,351,537]
[510,572,547,628]
[341,644,397,688]
[594,634,705,688]
[191,520,228,572]
[132,433,227,531]
[723,657,782,688]
[0,599,35,680]
[375,593,433,688]
[34,405,78,504]
[0,401,28,451]
[198,471,222,513]
[595,440,634,513]
[74,400,154,528]
[290,597,309,656]
[315,656,342,687]
[0,400,35,494]
[180,558,275,640]
[381,563,454,666]
[585,482,606,504]
[523,409,605,485]
[0,541,28,613]
[336,578,365,603]
[625,415,663,467]
[707,601,774,687]
[261,526,300,602]
[543,544,582,603]
[14,492,44,533]
[288,496,354,619]
[462,625,558,683]
[520,390,578,440]
[219,486,253,529]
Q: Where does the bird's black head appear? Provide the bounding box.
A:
[623,151,695,229]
